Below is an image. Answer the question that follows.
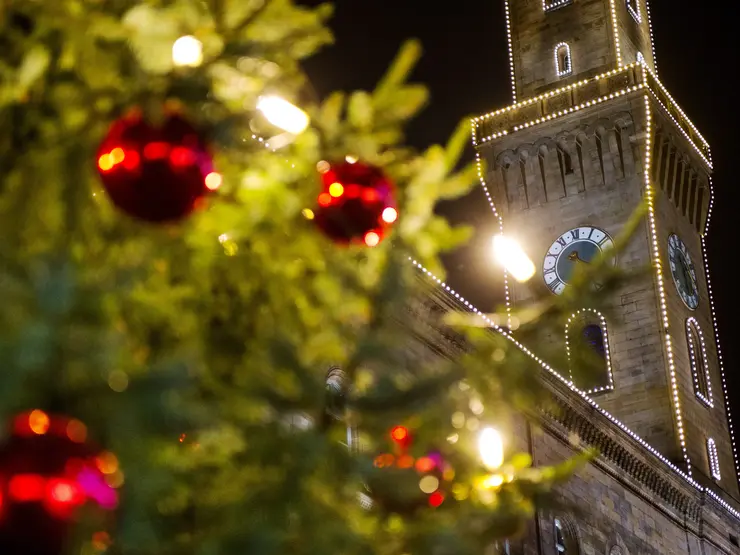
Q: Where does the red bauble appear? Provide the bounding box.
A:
[369,449,452,514]
[97,110,220,223]
[0,410,119,555]
[367,427,451,514]
[314,160,398,246]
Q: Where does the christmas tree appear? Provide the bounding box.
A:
[0,2,624,554]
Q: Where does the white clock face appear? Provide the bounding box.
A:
[542,226,615,295]
[667,234,699,310]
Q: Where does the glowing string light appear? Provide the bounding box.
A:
[554,43,573,77]
[464,1,738,516]
[645,0,658,74]
[701,232,740,485]
[685,317,714,407]
[503,0,517,102]
[708,438,721,480]
[543,0,573,12]
[408,256,740,522]
[609,0,622,66]
[642,95,691,473]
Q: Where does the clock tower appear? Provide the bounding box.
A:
[474,0,739,515]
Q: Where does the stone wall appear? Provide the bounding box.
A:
[520,429,740,554]
[650,107,739,499]
[510,0,615,98]
[477,85,739,497]
[615,0,657,71]
[508,0,659,100]
[404,271,740,554]
[479,94,682,461]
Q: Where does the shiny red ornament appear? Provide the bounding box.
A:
[428,491,445,508]
[0,410,119,555]
[314,160,397,246]
[97,110,219,223]
[390,426,411,449]
[367,426,451,514]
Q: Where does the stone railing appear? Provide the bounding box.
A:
[473,65,642,144]
[643,70,712,162]
[473,64,712,170]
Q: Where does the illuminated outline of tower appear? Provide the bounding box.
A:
[413,0,740,552]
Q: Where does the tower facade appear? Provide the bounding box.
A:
[433,0,740,552]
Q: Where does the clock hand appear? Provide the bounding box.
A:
[682,264,694,290]
[568,251,587,264]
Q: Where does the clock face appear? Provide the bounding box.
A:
[542,226,615,295]
[667,234,699,309]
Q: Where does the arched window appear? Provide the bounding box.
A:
[553,518,580,553]
[554,519,566,552]
[543,0,573,11]
[566,309,613,394]
[555,43,572,77]
[707,438,721,480]
[627,0,641,22]
[686,318,713,407]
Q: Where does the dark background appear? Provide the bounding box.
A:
[303,0,740,472]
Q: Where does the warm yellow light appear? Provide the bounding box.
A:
[481,473,505,489]
[29,410,50,435]
[257,96,309,134]
[98,154,113,172]
[96,451,119,475]
[382,207,398,223]
[492,235,535,282]
[109,147,125,165]
[66,419,87,443]
[302,208,315,220]
[478,427,504,470]
[364,231,380,247]
[205,172,222,190]
[172,35,203,68]
[328,182,344,197]
[419,475,440,494]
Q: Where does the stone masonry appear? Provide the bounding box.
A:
[410,0,740,552]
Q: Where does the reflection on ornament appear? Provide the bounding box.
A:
[428,491,445,508]
[97,110,216,222]
[367,426,452,513]
[313,161,397,246]
[0,411,119,554]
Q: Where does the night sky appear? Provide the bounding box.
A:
[303,1,740,438]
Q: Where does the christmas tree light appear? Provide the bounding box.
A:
[257,96,310,134]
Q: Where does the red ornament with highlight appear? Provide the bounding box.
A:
[314,160,398,246]
[368,426,452,514]
[97,110,220,223]
[0,410,119,555]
